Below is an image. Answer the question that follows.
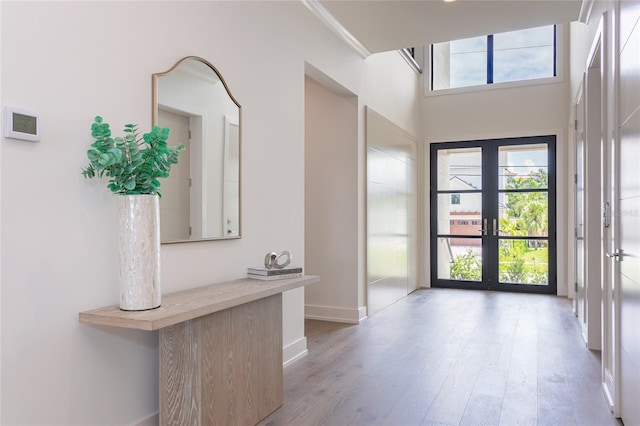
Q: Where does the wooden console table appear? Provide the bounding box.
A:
[79,275,319,426]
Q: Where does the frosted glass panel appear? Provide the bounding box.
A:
[366,108,417,315]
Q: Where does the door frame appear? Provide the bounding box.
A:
[574,74,586,325]
[598,10,620,416]
[581,22,604,352]
[158,103,207,236]
[429,135,557,294]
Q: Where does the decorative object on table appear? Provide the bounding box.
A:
[263,250,292,269]
[247,268,303,281]
[82,116,185,310]
[247,266,303,281]
[249,251,301,280]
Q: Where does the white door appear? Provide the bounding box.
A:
[587,69,603,349]
[594,13,617,410]
[158,109,191,241]
[618,1,640,423]
[222,117,240,237]
[575,79,586,326]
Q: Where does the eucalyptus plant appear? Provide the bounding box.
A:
[82,116,185,195]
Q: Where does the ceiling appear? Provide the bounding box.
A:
[317,0,585,54]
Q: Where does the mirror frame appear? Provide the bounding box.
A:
[152,56,242,244]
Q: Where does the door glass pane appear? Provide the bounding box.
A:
[498,144,548,190]
[498,191,548,237]
[437,147,482,190]
[437,193,482,235]
[499,239,549,285]
[493,25,555,84]
[437,237,482,281]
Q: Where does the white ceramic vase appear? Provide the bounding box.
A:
[118,194,161,311]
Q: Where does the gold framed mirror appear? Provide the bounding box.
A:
[153,56,241,243]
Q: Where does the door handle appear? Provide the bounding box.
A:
[606,249,623,261]
[493,218,498,236]
[479,218,488,235]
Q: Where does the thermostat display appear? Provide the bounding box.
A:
[4,107,40,142]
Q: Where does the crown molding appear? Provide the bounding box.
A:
[301,0,371,58]
[578,0,594,23]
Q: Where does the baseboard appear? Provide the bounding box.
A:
[283,336,308,368]
[130,413,158,426]
[305,304,367,324]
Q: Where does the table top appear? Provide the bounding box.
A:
[79,275,319,331]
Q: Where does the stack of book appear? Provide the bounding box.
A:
[247,266,303,281]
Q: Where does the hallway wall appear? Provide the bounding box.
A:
[303,50,421,323]
[569,1,640,422]
[304,76,360,323]
[0,2,420,424]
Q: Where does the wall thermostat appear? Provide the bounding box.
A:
[3,107,40,142]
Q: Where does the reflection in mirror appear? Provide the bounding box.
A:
[153,57,241,243]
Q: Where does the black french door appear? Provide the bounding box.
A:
[430,136,556,294]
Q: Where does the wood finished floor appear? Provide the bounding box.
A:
[260,288,621,426]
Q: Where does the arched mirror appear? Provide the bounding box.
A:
[153,56,241,243]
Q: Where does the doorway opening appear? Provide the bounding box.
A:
[430,135,557,294]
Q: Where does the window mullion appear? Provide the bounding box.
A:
[553,25,557,77]
[487,34,494,84]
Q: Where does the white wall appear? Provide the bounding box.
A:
[359,51,422,307]
[0,1,419,424]
[567,1,614,303]
[303,50,421,319]
[569,1,640,421]
[0,2,3,420]
[422,27,572,295]
[304,76,360,322]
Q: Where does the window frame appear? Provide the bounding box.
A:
[426,24,563,97]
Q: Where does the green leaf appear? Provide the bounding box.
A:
[81,166,95,178]
[124,177,136,190]
[108,148,122,162]
[98,153,111,166]
[87,148,101,162]
[82,116,184,195]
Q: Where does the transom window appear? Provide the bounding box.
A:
[431,25,556,91]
